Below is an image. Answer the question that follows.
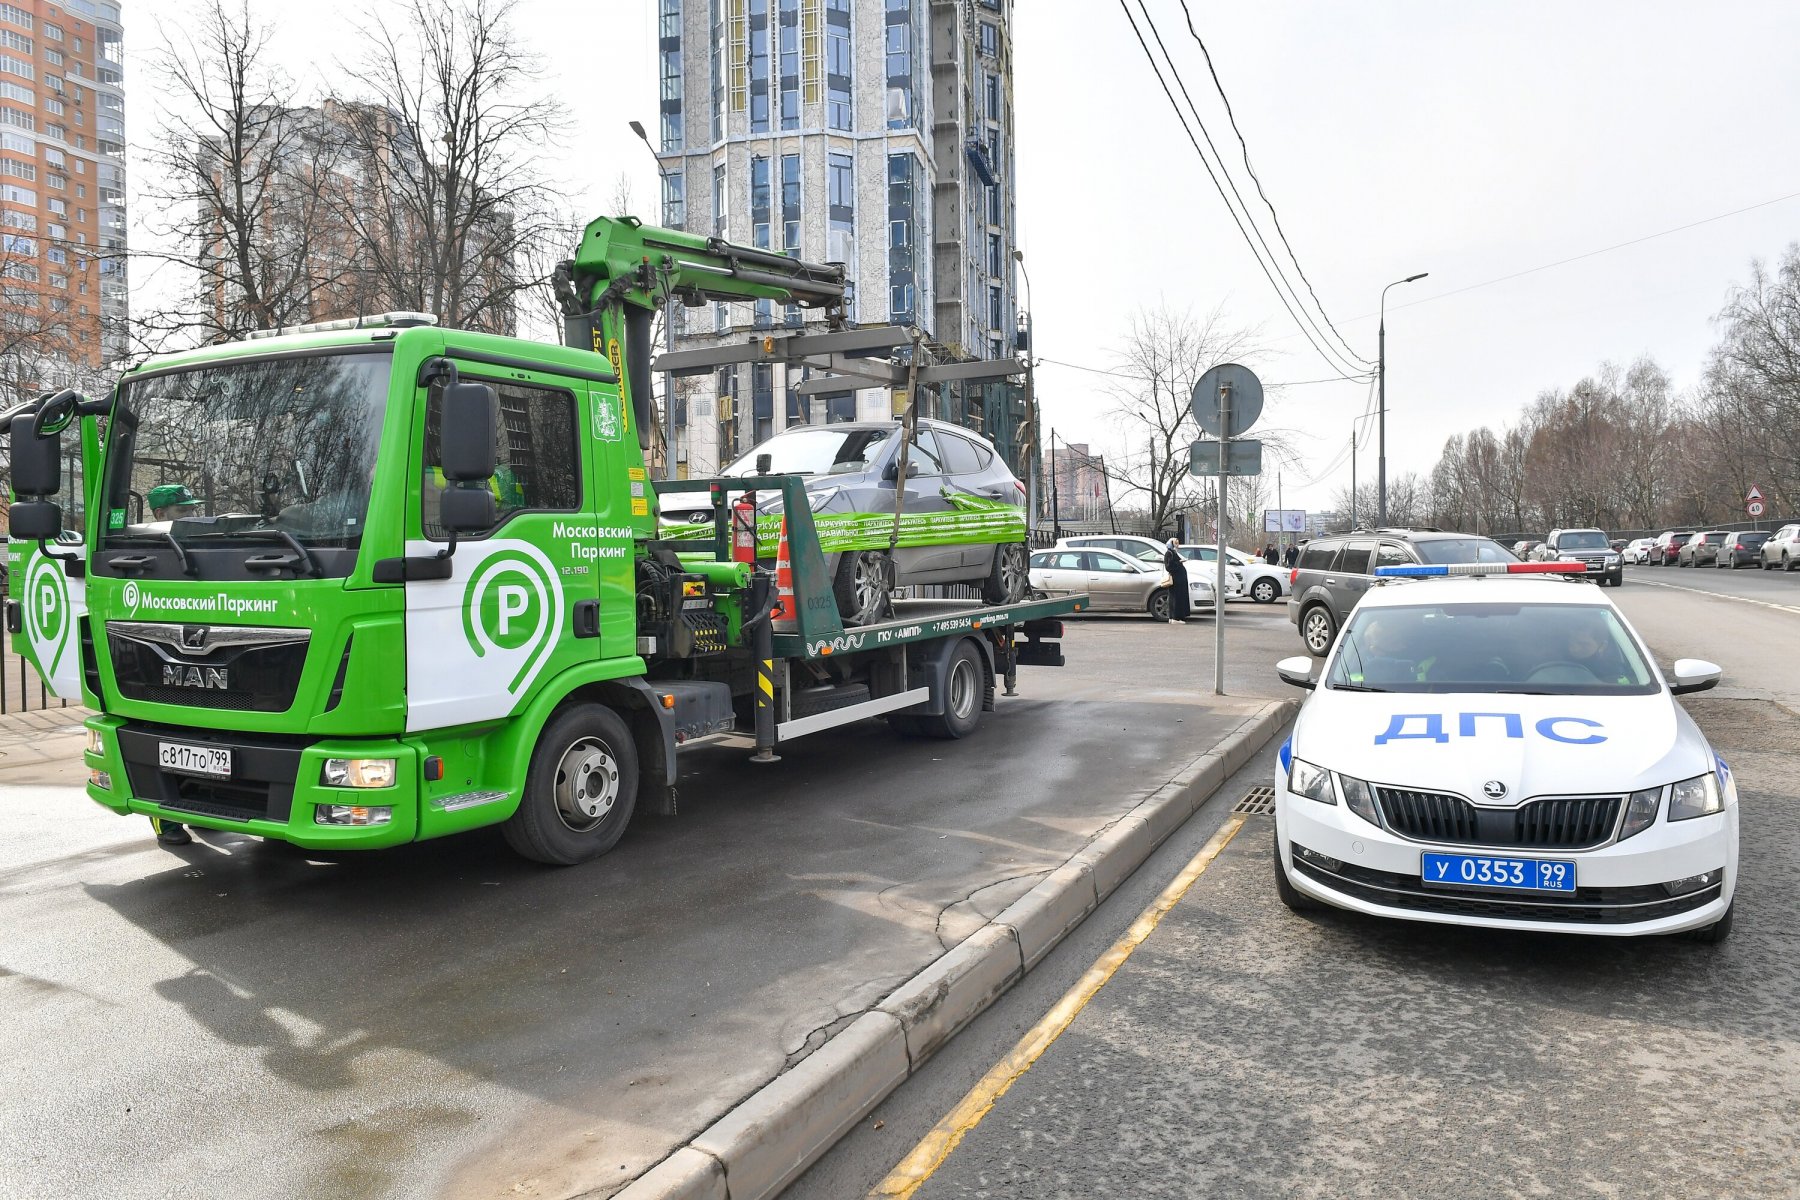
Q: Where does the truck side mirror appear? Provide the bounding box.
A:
[440,486,497,533]
[8,412,62,496]
[8,500,63,540]
[440,381,499,481]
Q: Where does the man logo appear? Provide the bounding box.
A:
[462,545,564,695]
[182,625,209,652]
[1483,780,1508,800]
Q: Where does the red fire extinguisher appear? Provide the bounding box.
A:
[731,495,757,564]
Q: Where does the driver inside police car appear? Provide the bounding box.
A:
[1347,615,1419,686]
[1560,614,1632,684]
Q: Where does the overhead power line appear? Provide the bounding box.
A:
[1117,0,1369,383]
[1175,0,1371,369]
[1039,355,1368,388]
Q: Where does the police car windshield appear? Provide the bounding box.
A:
[1327,602,1658,695]
[1412,537,1518,565]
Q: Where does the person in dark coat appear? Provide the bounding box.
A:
[1164,538,1191,623]
[1284,542,1301,568]
[1264,542,1279,565]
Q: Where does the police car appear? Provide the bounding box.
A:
[1271,561,1738,942]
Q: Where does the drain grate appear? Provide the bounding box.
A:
[1234,786,1276,815]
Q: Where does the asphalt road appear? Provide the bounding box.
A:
[794,575,1800,1199]
[0,600,1300,1200]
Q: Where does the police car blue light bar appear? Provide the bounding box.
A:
[1375,562,1589,577]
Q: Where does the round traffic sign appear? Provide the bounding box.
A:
[1747,500,1766,517]
[1191,363,1264,438]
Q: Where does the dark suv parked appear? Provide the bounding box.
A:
[1288,529,1519,656]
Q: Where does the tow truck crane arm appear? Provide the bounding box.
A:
[554,216,846,449]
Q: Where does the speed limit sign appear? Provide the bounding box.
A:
[1748,500,1766,517]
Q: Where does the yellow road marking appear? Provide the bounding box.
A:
[870,813,1249,1198]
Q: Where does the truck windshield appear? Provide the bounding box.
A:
[723,426,892,477]
[104,353,390,552]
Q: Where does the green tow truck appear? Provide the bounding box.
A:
[4,216,1080,863]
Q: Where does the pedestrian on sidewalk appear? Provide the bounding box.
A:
[151,815,192,846]
[1164,537,1191,624]
[1284,542,1300,568]
[1263,542,1279,565]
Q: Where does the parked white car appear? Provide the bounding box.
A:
[1760,523,1800,572]
[1030,546,1213,619]
[1621,538,1657,565]
[1178,543,1287,604]
[1055,534,1244,598]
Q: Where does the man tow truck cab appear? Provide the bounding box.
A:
[5,217,1073,865]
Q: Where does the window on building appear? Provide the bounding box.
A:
[750,154,770,248]
[777,0,800,130]
[987,233,1003,277]
[48,272,65,288]
[1,182,33,204]
[715,365,739,460]
[0,107,34,130]
[1,157,33,180]
[988,285,1003,330]
[978,21,998,57]
[748,0,770,133]
[987,182,1002,225]
[662,171,685,228]
[0,29,30,54]
[422,378,582,539]
[827,151,854,264]
[752,363,773,424]
[825,0,851,130]
[659,0,682,152]
[712,163,727,236]
[780,152,800,251]
[1,6,33,30]
[0,232,28,253]
[887,152,919,323]
[986,74,1001,121]
[884,1,914,130]
[3,260,38,281]
[0,53,31,80]
[710,0,725,141]
[0,209,32,230]
[45,49,61,67]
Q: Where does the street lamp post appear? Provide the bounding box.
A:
[1012,249,1040,539]
[1049,427,1062,542]
[1378,271,1428,526]
[630,119,680,481]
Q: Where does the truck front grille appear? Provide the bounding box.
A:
[1376,788,1622,849]
[108,623,310,713]
[115,722,307,824]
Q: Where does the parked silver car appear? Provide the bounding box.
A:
[1029,546,1213,619]
[1761,523,1800,571]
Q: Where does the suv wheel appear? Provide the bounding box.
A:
[1300,605,1336,657]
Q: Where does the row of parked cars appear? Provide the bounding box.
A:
[1619,524,1800,570]
[1025,534,1304,618]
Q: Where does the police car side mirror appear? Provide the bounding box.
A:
[1668,659,1721,696]
[1276,655,1317,690]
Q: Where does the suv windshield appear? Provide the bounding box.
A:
[1413,537,1518,565]
[723,426,892,477]
[104,353,390,553]
[1327,602,1657,695]
[1558,531,1610,550]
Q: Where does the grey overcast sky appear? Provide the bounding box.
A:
[137,1,1800,516]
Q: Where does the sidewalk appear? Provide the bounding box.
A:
[0,703,91,786]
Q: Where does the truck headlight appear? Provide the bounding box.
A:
[1668,773,1723,821]
[322,758,397,789]
[1289,757,1334,804]
[85,727,104,756]
[1618,785,1662,841]
[1336,773,1381,826]
[315,804,393,826]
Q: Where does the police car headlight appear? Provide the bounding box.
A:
[1668,773,1723,821]
[1289,758,1334,805]
[1335,773,1381,826]
[1618,785,1662,842]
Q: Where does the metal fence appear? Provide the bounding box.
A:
[0,581,75,715]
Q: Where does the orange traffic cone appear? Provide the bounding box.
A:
[770,517,796,632]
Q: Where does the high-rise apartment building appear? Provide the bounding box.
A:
[0,0,126,397]
[656,0,1017,474]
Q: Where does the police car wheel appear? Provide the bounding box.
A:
[1301,605,1336,657]
[1683,902,1733,945]
[1273,831,1323,913]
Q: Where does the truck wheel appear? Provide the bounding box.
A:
[1273,831,1323,913]
[1251,577,1279,604]
[1301,605,1336,657]
[1147,587,1173,620]
[503,703,639,865]
[908,640,985,739]
[834,550,894,625]
[981,542,1031,605]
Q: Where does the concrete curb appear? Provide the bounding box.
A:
[612,698,1296,1200]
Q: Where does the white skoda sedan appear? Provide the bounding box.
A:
[1271,564,1737,942]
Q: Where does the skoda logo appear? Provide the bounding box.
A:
[1483,780,1508,800]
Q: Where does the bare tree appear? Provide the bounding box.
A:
[137,0,348,345]
[1101,303,1292,536]
[334,0,568,334]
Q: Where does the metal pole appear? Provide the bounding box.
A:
[1277,470,1283,556]
[631,119,681,481]
[1214,383,1229,696]
[1350,429,1356,528]
[1050,428,1062,541]
[1377,308,1386,527]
